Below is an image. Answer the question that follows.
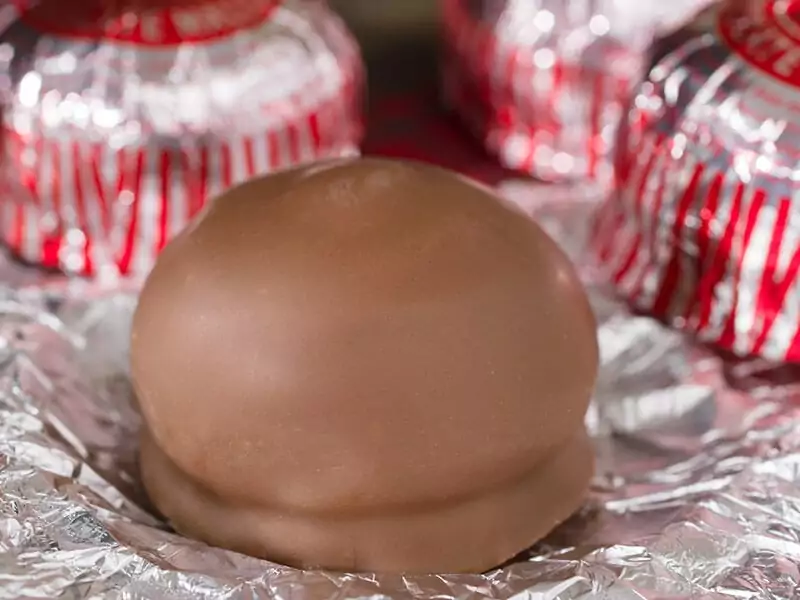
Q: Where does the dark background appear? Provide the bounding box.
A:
[328,0,508,184]
[328,0,440,95]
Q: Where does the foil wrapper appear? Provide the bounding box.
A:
[0,0,363,280]
[593,0,800,364]
[2,182,800,598]
[441,0,711,184]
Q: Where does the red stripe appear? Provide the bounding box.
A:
[613,146,662,283]
[612,232,642,286]
[9,134,23,197]
[719,189,765,349]
[71,142,92,275]
[614,78,637,185]
[785,318,800,360]
[24,134,45,264]
[597,138,660,264]
[0,205,9,254]
[15,132,47,262]
[516,59,537,174]
[695,181,744,333]
[117,148,145,274]
[551,60,564,150]
[629,156,669,302]
[31,135,43,202]
[317,102,331,151]
[10,201,22,255]
[115,149,127,198]
[587,70,603,178]
[589,200,613,261]
[243,137,256,177]
[157,150,170,252]
[40,144,60,268]
[179,149,192,228]
[221,142,232,190]
[288,123,300,164]
[109,146,128,264]
[501,45,516,109]
[13,134,39,207]
[492,47,518,155]
[751,196,800,355]
[268,131,280,169]
[595,201,625,264]
[308,113,321,155]
[646,154,670,255]
[47,142,63,268]
[684,171,723,324]
[106,147,127,267]
[651,162,705,316]
[187,146,208,219]
[89,143,111,231]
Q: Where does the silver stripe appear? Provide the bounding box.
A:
[169,151,188,240]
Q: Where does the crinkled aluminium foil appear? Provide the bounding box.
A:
[0,186,799,599]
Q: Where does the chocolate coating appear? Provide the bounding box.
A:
[131,158,598,574]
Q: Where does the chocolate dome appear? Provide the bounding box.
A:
[131,158,598,573]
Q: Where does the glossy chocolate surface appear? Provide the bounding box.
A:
[132,158,599,573]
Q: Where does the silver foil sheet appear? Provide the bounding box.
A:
[440,0,713,184]
[0,0,363,279]
[592,0,800,364]
[1,183,800,599]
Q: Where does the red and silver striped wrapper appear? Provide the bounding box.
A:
[441,0,711,184]
[0,0,363,279]
[593,0,800,363]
